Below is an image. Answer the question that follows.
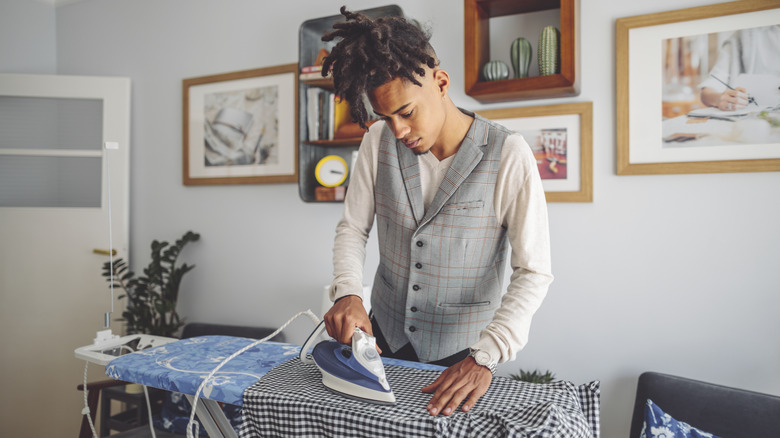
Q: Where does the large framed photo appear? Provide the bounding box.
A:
[477,102,593,202]
[183,64,298,185]
[616,1,780,175]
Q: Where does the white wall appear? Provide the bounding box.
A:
[4,0,777,436]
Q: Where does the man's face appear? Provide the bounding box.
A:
[367,69,447,155]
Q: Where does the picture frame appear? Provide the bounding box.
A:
[616,1,780,175]
[477,102,593,202]
[183,64,298,185]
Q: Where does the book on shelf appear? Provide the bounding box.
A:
[300,65,323,74]
[306,89,366,142]
[300,63,333,81]
[306,88,320,141]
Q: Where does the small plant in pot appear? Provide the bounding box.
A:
[102,231,200,338]
[510,369,557,384]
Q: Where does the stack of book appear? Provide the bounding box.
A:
[299,64,329,81]
[301,62,376,141]
[306,88,354,141]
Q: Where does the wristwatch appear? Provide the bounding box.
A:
[469,348,496,375]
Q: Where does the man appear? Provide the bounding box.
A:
[321,7,553,417]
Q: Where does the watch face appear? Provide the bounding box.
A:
[474,350,491,365]
[315,155,348,187]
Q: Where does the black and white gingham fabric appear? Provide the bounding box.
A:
[238,358,599,438]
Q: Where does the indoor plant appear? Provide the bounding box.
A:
[102,231,200,337]
[510,369,557,384]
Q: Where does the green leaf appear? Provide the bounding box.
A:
[509,369,556,384]
[102,230,198,336]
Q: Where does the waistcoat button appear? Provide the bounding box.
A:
[416,241,424,247]
[412,285,420,291]
[415,262,422,269]
[410,306,418,312]
[409,326,416,332]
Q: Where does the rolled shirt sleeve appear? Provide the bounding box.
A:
[471,133,553,364]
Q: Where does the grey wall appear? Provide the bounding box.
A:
[0,0,56,73]
[4,0,779,436]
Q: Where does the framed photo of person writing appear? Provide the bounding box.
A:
[616,0,780,175]
[183,64,298,185]
[477,102,593,203]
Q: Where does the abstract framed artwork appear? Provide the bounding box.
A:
[616,0,780,175]
[183,64,298,185]
[478,102,593,202]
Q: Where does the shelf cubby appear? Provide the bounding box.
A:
[464,0,580,103]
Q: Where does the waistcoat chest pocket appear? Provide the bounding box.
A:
[441,200,484,212]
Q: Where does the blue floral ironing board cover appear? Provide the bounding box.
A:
[104,335,444,407]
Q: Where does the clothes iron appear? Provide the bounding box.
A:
[300,320,396,404]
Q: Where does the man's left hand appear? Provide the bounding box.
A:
[421,357,492,416]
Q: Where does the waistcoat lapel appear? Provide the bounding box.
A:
[419,115,488,227]
[396,139,425,226]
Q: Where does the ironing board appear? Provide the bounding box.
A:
[104,335,447,437]
[106,335,601,438]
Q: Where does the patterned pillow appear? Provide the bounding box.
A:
[640,399,722,438]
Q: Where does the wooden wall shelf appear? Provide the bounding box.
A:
[464,0,580,103]
[303,138,364,147]
[300,78,334,90]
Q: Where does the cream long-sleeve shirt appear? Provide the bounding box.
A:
[330,120,553,364]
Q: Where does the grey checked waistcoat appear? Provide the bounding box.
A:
[371,111,510,363]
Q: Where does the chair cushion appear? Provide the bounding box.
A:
[640,399,721,438]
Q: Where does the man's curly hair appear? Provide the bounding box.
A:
[321,6,438,129]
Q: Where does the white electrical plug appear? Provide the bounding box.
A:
[93,329,119,347]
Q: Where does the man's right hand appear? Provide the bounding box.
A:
[323,295,376,348]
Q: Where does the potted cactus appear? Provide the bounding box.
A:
[510,37,532,79]
[538,26,561,76]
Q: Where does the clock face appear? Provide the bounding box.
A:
[315,155,348,187]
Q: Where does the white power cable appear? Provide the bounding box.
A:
[185,309,321,438]
[142,384,157,438]
[81,361,99,438]
[105,142,116,328]
[82,344,158,438]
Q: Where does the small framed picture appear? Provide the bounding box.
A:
[477,102,593,202]
[183,64,298,185]
[616,1,780,175]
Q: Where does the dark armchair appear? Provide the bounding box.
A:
[630,371,780,438]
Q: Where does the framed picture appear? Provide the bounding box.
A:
[183,64,298,185]
[616,1,780,175]
[477,102,593,202]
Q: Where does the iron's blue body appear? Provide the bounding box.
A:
[311,340,392,395]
